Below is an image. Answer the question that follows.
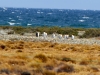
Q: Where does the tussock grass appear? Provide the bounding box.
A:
[54,63,74,73]
[0,40,100,74]
[43,70,56,75]
[61,57,76,64]
[35,54,47,62]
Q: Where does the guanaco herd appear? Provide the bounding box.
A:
[36,32,75,40]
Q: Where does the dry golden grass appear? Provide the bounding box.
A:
[0,40,100,75]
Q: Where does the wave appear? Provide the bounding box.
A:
[27,24,32,26]
[41,12,44,13]
[37,12,41,14]
[82,16,89,19]
[12,12,15,13]
[79,20,85,22]
[37,11,44,14]
[8,22,15,25]
[11,20,15,21]
[3,7,7,10]
[9,18,12,19]
[16,23,21,25]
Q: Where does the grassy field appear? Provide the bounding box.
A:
[0,40,100,75]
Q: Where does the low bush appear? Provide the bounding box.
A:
[0,69,10,74]
[91,67,99,72]
[81,28,100,38]
[35,54,47,62]
[0,26,100,38]
[0,45,6,49]
[43,70,56,75]
[44,64,54,70]
[54,64,74,73]
[21,71,31,75]
[79,61,89,65]
[61,57,76,63]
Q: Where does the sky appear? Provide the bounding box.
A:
[0,0,100,10]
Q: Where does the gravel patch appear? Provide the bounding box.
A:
[0,34,100,45]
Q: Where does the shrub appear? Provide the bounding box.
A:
[61,57,71,62]
[33,27,79,35]
[0,26,11,29]
[8,60,25,65]
[12,26,26,34]
[91,67,99,72]
[1,26,100,38]
[7,31,14,34]
[35,54,47,62]
[17,50,23,52]
[21,71,31,75]
[79,61,88,65]
[44,64,54,70]
[61,57,76,63]
[54,64,74,73]
[0,69,10,74]
[0,45,6,49]
[82,28,100,38]
[43,70,56,75]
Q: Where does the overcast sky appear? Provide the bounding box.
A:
[0,0,100,10]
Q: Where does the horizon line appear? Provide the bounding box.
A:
[0,6,100,11]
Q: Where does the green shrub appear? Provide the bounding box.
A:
[0,26,100,38]
[82,28,100,38]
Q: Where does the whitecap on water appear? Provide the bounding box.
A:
[17,16,22,18]
[47,13,52,15]
[17,16,19,18]
[27,24,32,26]
[37,11,43,14]
[11,20,15,21]
[37,12,41,14]
[3,7,7,10]
[9,18,12,19]
[12,12,15,13]
[41,12,44,13]
[16,23,21,25]
[8,22,15,25]
[82,16,89,19]
[79,20,85,22]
